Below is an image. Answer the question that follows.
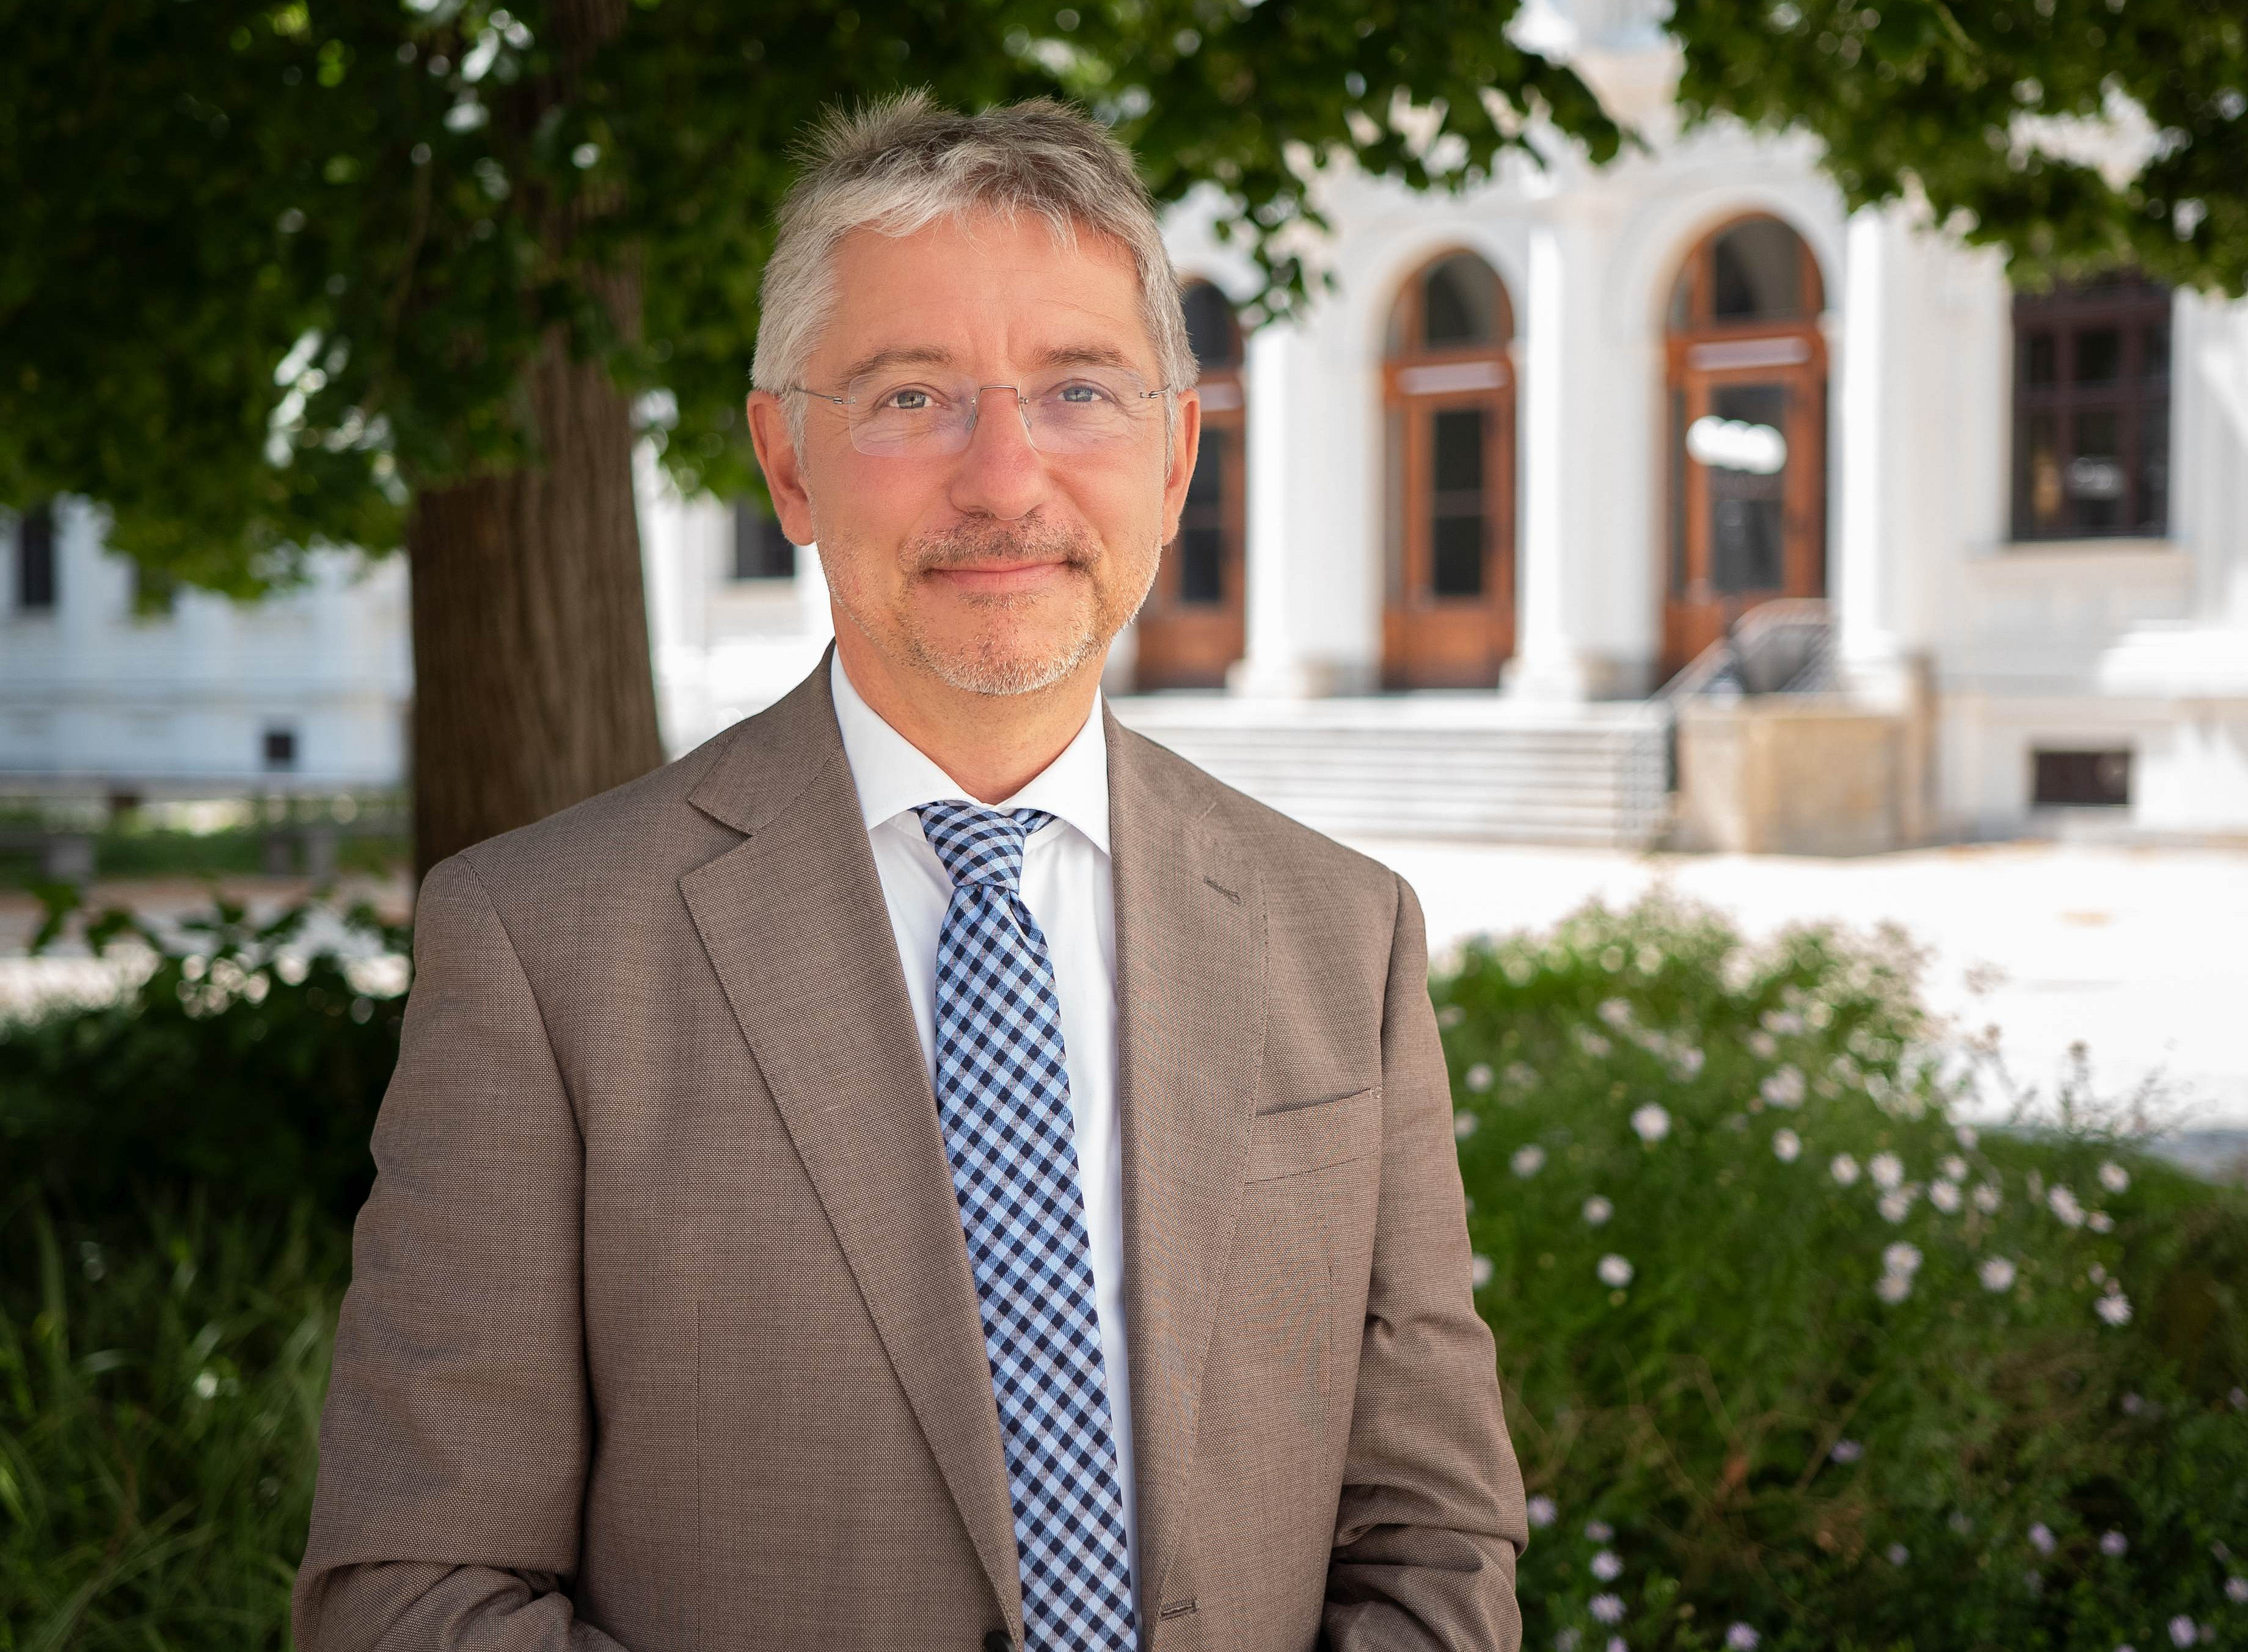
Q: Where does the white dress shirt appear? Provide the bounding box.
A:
[827,650,1140,1594]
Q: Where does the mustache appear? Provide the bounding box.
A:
[906,517,1098,575]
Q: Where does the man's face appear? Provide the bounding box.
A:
[748,209,1200,699]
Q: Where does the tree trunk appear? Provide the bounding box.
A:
[403,0,660,883]
[405,338,663,881]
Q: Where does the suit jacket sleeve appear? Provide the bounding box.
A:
[1323,871,1531,1651]
[292,853,630,1651]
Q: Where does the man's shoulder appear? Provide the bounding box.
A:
[1111,721,1401,912]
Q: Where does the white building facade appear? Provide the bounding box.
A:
[9,4,2247,843]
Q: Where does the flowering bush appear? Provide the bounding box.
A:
[1438,897,2248,1652]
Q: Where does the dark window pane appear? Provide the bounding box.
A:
[1178,526,1224,605]
[1704,383,1787,592]
[2023,330,2056,386]
[732,501,797,580]
[1431,514,1485,597]
[2023,412,2063,533]
[1182,283,1238,371]
[1186,428,1226,506]
[1669,388,1688,598]
[263,726,298,771]
[1422,255,1500,348]
[2139,399,2169,534]
[16,501,55,611]
[1710,219,1805,321]
[1432,408,1484,492]
[2073,327,2121,383]
[2142,319,2170,379]
[2032,749,2130,807]
[2070,409,2123,530]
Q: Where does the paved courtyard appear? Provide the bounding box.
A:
[1346,837,2248,1132]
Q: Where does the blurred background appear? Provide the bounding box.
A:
[2,0,2246,1640]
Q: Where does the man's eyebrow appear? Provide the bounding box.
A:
[1031,343,1148,376]
[834,344,958,385]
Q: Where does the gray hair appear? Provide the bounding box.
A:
[751,91,1195,446]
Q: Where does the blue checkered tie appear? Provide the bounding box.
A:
[916,799,1138,1652]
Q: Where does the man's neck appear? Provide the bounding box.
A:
[833,627,1102,806]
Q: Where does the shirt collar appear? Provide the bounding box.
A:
[828,648,1111,856]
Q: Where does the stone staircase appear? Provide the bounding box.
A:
[1108,695,1674,848]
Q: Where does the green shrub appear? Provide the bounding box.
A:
[0,1197,341,1648]
[1439,896,2248,1652]
[1,890,410,1237]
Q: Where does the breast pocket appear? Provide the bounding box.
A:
[1244,1084,1383,1182]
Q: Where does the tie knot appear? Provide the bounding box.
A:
[916,801,1054,892]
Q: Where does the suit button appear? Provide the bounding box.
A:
[983,1633,1013,1652]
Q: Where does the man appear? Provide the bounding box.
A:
[296,93,1527,1651]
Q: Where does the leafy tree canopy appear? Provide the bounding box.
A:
[0,0,1616,591]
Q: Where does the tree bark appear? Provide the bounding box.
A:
[405,338,663,881]
[403,0,662,882]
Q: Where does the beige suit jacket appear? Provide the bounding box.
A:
[294,652,1528,1651]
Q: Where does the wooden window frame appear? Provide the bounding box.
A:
[2009,274,2171,542]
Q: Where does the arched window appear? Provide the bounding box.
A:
[2011,271,2171,540]
[1382,251,1516,689]
[1134,280,1247,690]
[1662,215,1828,679]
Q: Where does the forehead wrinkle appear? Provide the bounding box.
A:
[835,343,959,386]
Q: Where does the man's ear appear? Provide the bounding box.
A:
[1158,388,1203,547]
[746,390,818,545]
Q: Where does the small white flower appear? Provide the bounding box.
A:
[1878,1188,1918,1224]
[1527,1494,1557,1528]
[1831,1153,1861,1187]
[2100,1530,2128,1557]
[1886,1543,1910,1565]
[1589,1594,1624,1625]
[1870,1152,1905,1190]
[1582,1196,1614,1226]
[1630,1104,1671,1144]
[2122,1391,2145,1415]
[1506,1061,1540,1091]
[1585,1519,1614,1542]
[1466,1062,1495,1093]
[2119,1645,2138,1652]
[2089,1264,2108,1283]
[1763,1008,1805,1036]
[1591,1550,1622,1581]
[1772,1128,1802,1163]
[1512,1145,1547,1178]
[1980,1256,2018,1292]
[2225,1576,2248,1604]
[1830,1438,1863,1463]
[1883,1242,1922,1276]
[2098,1160,2130,1194]
[1973,1182,2002,1214]
[1597,1254,1634,1289]
[1876,1272,1912,1303]
[1607,1640,1627,1652]
[1747,1030,1779,1060]
[1438,1003,1466,1028]
[2095,1292,2133,1326]
[1725,1626,1760,1652]
[2088,1210,2114,1233]
[1472,1254,1495,1289]
[1599,997,1634,1028]
[2232,1388,2247,1411]
[1577,1028,1613,1058]
[2029,1523,2056,1554]
[1672,1048,1707,1080]
[2168,1617,2197,1648]
[1929,1181,1962,1214]
[2048,1185,2086,1228]
[1455,1111,1480,1139]
[1761,1066,1806,1108]
[1955,1124,1979,1149]
[1555,1631,1580,1652]
[192,1370,219,1400]
[1940,1155,1969,1182]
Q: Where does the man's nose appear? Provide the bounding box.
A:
[949,387,1048,517]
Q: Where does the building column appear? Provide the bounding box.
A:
[1506,209,1604,700]
[1833,205,1911,706]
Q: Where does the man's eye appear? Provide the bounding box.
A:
[1056,382,1111,405]
[885,388,932,412]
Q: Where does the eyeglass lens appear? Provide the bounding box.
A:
[841,368,1160,457]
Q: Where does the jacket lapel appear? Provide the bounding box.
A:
[679,657,1024,1638]
[1105,708,1269,1615]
